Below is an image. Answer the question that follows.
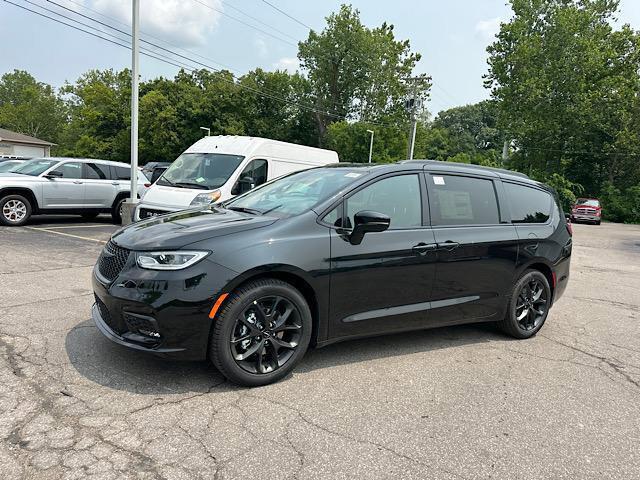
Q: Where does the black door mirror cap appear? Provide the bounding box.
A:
[349,210,391,245]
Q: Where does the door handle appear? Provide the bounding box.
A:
[111,182,119,186]
[73,180,83,184]
[412,243,437,255]
[440,241,460,251]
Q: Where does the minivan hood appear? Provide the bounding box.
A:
[111,207,277,250]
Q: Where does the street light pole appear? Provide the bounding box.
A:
[200,127,211,137]
[366,129,374,164]
[129,0,139,203]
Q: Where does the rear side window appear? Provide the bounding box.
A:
[84,163,111,180]
[505,183,552,223]
[110,165,131,180]
[428,174,499,226]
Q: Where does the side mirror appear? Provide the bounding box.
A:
[348,210,390,245]
[45,170,63,179]
[565,213,571,221]
[232,176,256,195]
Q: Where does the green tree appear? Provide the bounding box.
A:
[0,70,66,143]
[486,0,640,201]
[298,4,425,141]
[325,121,406,163]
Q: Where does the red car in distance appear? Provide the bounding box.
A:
[570,198,602,225]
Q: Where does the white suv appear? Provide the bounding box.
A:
[0,158,148,226]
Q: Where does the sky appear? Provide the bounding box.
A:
[1,0,640,115]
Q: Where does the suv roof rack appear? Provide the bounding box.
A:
[401,159,530,179]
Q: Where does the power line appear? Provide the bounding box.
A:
[258,0,313,31]
[218,0,299,42]
[5,0,376,124]
[190,0,297,47]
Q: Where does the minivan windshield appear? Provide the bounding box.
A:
[10,159,59,176]
[226,167,370,217]
[157,153,244,190]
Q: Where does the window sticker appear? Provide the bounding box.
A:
[345,172,362,178]
[433,176,445,185]
[195,177,206,183]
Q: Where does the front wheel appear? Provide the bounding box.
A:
[0,194,32,226]
[498,270,551,339]
[209,279,312,387]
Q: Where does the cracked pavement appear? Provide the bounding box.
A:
[0,218,639,479]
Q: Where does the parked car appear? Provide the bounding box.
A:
[570,198,602,225]
[0,159,27,173]
[134,136,339,221]
[141,161,171,180]
[0,158,148,226]
[92,160,572,386]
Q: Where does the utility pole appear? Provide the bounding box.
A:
[366,129,374,163]
[501,139,509,166]
[123,0,140,225]
[200,127,211,137]
[404,76,430,160]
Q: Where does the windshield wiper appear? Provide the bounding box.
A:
[175,182,210,190]
[260,204,282,216]
[158,177,180,187]
[226,206,263,215]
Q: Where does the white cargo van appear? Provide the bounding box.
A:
[134,136,339,220]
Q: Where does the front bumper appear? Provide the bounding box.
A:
[571,214,600,222]
[91,255,238,360]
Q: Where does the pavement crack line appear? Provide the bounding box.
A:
[539,334,640,391]
[243,393,471,480]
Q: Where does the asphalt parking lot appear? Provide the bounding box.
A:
[0,218,639,479]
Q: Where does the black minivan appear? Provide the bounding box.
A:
[92,161,572,386]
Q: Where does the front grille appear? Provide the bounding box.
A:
[139,208,169,219]
[95,295,124,334]
[98,240,130,282]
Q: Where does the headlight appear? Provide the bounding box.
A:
[137,251,209,270]
[190,190,221,206]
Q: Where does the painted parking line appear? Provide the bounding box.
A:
[35,224,116,229]
[23,226,108,244]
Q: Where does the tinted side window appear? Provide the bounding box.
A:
[58,162,82,179]
[429,174,499,226]
[84,163,111,180]
[345,174,422,229]
[241,159,268,185]
[505,183,552,223]
[110,165,131,180]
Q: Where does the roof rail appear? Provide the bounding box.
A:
[401,159,530,179]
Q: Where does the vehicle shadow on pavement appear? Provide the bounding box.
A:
[66,319,504,394]
[28,214,116,226]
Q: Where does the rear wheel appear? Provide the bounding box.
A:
[0,194,32,226]
[111,197,126,224]
[498,270,551,339]
[209,279,312,387]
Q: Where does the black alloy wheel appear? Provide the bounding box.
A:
[515,278,548,331]
[498,270,551,339]
[230,295,303,374]
[209,279,312,386]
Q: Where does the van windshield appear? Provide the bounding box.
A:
[157,153,244,190]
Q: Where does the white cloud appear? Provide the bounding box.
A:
[475,17,502,42]
[273,57,298,73]
[254,36,268,58]
[90,0,222,47]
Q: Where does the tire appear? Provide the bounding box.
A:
[111,197,126,224]
[0,194,32,226]
[498,270,551,339]
[81,212,99,221]
[209,279,312,387]
[595,220,601,225]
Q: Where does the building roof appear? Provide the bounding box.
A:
[0,128,56,146]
